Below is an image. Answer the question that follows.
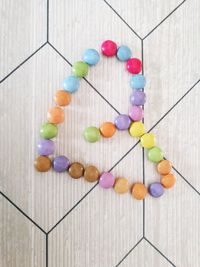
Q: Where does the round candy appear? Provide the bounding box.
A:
[148,147,163,163]
[140,133,156,149]
[34,156,51,172]
[99,172,115,189]
[38,139,55,156]
[157,160,172,175]
[40,123,58,139]
[54,90,71,106]
[72,61,89,77]
[130,90,146,106]
[100,122,116,138]
[129,122,145,137]
[84,165,100,182]
[83,49,100,65]
[114,114,131,130]
[132,183,147,200]
[84,126,101,143]
[63,76,80,93]
[114,177,129,194]
[126,58,142,74]
[129,106,144,121]
[117,45,132,61]
[101,40,117,57]
[149,182,164,198]
[68,162,84,179]
[130,74,146,89]
[53,156,70,172]
[161,173,176,188]
[47,106,65,124]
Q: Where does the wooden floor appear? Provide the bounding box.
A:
[0,0,200,266]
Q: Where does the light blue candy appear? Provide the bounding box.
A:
[83,49,100,65]
[117,45,132,61]
[130,74,146,89]
[63,76,80,93]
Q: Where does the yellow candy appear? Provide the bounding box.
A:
[140,133,156,149]
[129,122,145,137]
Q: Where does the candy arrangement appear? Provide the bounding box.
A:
[34,40,176,200]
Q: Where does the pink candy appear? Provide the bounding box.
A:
[99,172,115,189]
[129,106,144,121]
[101,40,117,57]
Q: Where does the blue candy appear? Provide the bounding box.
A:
[117,45,132,61]
[63,76,80,93]
[83,49,100,65]
[130,74,146,89]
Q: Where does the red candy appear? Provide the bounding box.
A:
[126,58,142,74]
[101,40,117,57]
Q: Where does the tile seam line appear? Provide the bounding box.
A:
[47,0,49,42]
[1,78,199,235]
[142,0,187,40]
[48,42,120,114]
[103,0,142,40]
[144,237,176,267]
[0,191,47,234]
[115,237,144,266]
[0,42,48,84]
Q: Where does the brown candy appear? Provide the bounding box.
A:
[34,156,51,172]
[68,162,84,179]
[84,165,99,182]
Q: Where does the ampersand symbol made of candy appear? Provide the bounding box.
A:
[34,40,176,200]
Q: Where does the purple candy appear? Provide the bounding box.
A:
[99,172,115,189]
[53,155,70,172]
[38,139,55,156]
[149,182,164,198]
[114,114,131,130]
[130,90,146,106]
[129,106,144,121]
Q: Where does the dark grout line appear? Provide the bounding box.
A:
[47,0,49,42]
[148,78,200,133]
[144,237,176,267]
[115,237,143,266]
[142,0,186,40]
[172,165,200,195]
[48,42,120,114]
[46,234,49,267]
[0,42,47,84]
[103,0,142,40]
[0,191,47,234]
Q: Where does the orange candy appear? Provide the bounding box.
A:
[132,183,147,200]
[100,122,116,138]
[161,173,176,188]
[47,106,65,124]
[54,90,71,106]
[157,160,172,175]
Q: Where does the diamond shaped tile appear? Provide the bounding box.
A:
[0,44,139,231]
[0,0,46,80]
[119,239,172,267]
[49,0,141,114]
[145,158,200,266]
[144,0,200,130]
[0,195,45,267]
[106,0,183,39]
[48,147,143,267]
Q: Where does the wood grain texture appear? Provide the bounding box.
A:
[0,0,200,266]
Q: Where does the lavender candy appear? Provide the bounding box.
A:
[149,182,164,198]
[38,139,55,156]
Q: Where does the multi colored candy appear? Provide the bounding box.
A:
[34,40,176,201]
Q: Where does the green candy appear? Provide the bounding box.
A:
[84,126,101,143]
[147,146,164,163]
[40,123,58,139]
[72,61,88,77]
